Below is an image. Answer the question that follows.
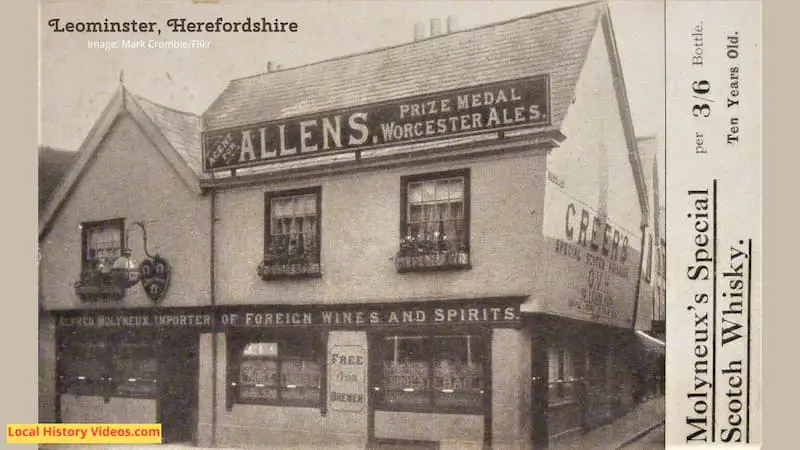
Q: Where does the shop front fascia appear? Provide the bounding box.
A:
[52,298,526,449]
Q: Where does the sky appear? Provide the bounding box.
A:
[39,0,665,155]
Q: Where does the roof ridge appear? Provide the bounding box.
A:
[128,91,201,120]
[228,0,605,84]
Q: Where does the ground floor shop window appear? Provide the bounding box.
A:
[227,331,324,408]
[375,333,486,414]
[58,329,157,399]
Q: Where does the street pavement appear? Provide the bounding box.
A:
[553,395,666,450]
[620,424,665,449]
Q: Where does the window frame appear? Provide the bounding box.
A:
[371,329,489,415]
[398,168,471,273]
[57,328,158,400]
[262,187,323,280]
[547,342,580,407]
[80,218,126,272]
[227,329,327,410]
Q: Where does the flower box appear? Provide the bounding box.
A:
[74,270,126,301]
[257,251,321,280]
[395,251,471,273]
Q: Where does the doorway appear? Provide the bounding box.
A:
[158,330,199,444]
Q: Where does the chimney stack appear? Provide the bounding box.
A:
[413,21,426,41]
[446,15,458,33]
[429,18,442,37]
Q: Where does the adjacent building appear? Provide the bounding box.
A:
[38,2,662,448]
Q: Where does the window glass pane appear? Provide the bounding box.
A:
[380,336,430,408]
[282,337,316,358]
[113,343,157,397]
[421,182,436,204]
[85,226,122,269]
[271,197,294,218]
[243,342,278,357]
[239,384,279,402]
[377,334,484,412]
[236,334,320,406]
[239,359,279,401]
[280,359,321,403]
[296,194,317,215]
[403,175,467,254]
[435,179,449,201]
[269,193,319,261]
[61,341,107,396]
[431,335,483,409]
[449,179,464,200]
[240,359,279,387]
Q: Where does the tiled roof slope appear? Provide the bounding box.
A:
[203,1,604,131]
[38,146,77,212]
[131,94,203,175]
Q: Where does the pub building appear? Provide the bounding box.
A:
[38,2,662,448]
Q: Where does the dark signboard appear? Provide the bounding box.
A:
[202,75,551,172]
[54,298,523,330]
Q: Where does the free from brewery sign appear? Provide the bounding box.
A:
[328,345,366,412]
[202,75,550,172]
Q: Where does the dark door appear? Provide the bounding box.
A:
[158,330,199,444]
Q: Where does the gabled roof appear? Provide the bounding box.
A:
[203,0,605,132]
[598,4,649,228]
[38,86,203,240]
[38,146,77,212]
[132,94,203,175]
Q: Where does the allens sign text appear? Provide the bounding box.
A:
[202,75,550,172]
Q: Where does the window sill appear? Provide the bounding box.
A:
[257,261,322,280]
[548,399,579,409]
[233,398,322,409]
[375,403,483,415]
[395,252,471,273]
[74,283,126,301]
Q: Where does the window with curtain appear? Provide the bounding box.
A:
[398,169,470,272]
[261,187,321,279]
[376,333,485,414]
[229,332,323,408]
[81,218,125,272]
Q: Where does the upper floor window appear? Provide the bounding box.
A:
[75,219,126,300]
[81,219,125,272]
[259,187,322,280]
[397,169,470,272]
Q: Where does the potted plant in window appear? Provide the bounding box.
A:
[74,258,126,300]
[258,235,320,280]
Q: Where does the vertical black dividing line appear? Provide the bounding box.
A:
[711,179,718,442]
[746,238,753,443]
[663,0,668,244]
